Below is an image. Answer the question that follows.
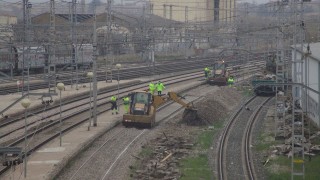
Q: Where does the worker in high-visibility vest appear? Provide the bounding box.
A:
[149,82,156,94]
[204,67,210,80]
[110,95,118,115]
[122,96,130,114]
[156,81,165,95]
[227,76,234,87]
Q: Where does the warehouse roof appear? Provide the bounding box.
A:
[56,14,94,23]
[32,11,182,29]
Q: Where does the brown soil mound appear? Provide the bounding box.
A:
[182,86,242,125]
[182,109,206,126]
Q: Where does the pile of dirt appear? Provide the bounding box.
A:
[130,123,196,179]
[182,86,243,125]
[182,109,204,126]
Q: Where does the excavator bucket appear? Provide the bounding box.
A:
[166,92,199,124]
[182,107,200,125]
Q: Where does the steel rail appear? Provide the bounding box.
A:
[0,57,215,94]
[0,54,266,95]
[243,97,272,180]
[0,61,264,133]
[0,73,204,176]
[70,88,202,180]
[217,96,257,180]
[0,58,266,176]
[0,72,203,135]
[0,63,264,149]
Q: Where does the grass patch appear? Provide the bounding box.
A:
[267,154,320,180]
[213,119,224,129]
[139,146,153,158]
[197,129,215,149]
[267,171,291,180]
[242,89,254,96]
[255,133,276,151]
[180,154,213,180]
[179,128,216,179]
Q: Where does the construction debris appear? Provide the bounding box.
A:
[267,108,320,162]
[160,153,173,163]
[130,130,194,179]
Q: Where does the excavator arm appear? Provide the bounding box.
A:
[167,92,195,110]
[152,92,195,110]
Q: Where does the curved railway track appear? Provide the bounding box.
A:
[217,96,272,180]
[242,97,271,180]
[0,59,265,176]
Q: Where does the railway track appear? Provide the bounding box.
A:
[217,96,272,180]
[0,60,265,176]
[0,55,266,95]
[0,57,213,95]
[0,72,202,144]
[55,85,202,180]
[242,97,271,180]
[0,72,204,176]
[0,61,265,145]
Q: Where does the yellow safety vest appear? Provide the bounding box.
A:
[111,96,117,102]
[123,97,130,104]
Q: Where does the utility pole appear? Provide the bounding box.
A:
[169,5,172,54]
[22,0,26,96]
[22,0,31,97]
[291,1,306,179]
[71,0,78,90]
[141,6,146,61]
[46,0,57,94]
[169,5,172,21]
[92,3,98,126]
[318,3,320,41]
[105,0,113,83]
[150,3,153,14]
[162,4,166,57]
[274,0,288,140]
[185,6,188,59]
[150,3,155,78]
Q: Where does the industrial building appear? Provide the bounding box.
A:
[149,0,235,22]
[0,13,17,43]
[292,42,320,127]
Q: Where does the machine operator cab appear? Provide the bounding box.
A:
[211,60,228,77]
[207,60,229,85]
[129,91,152,115]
